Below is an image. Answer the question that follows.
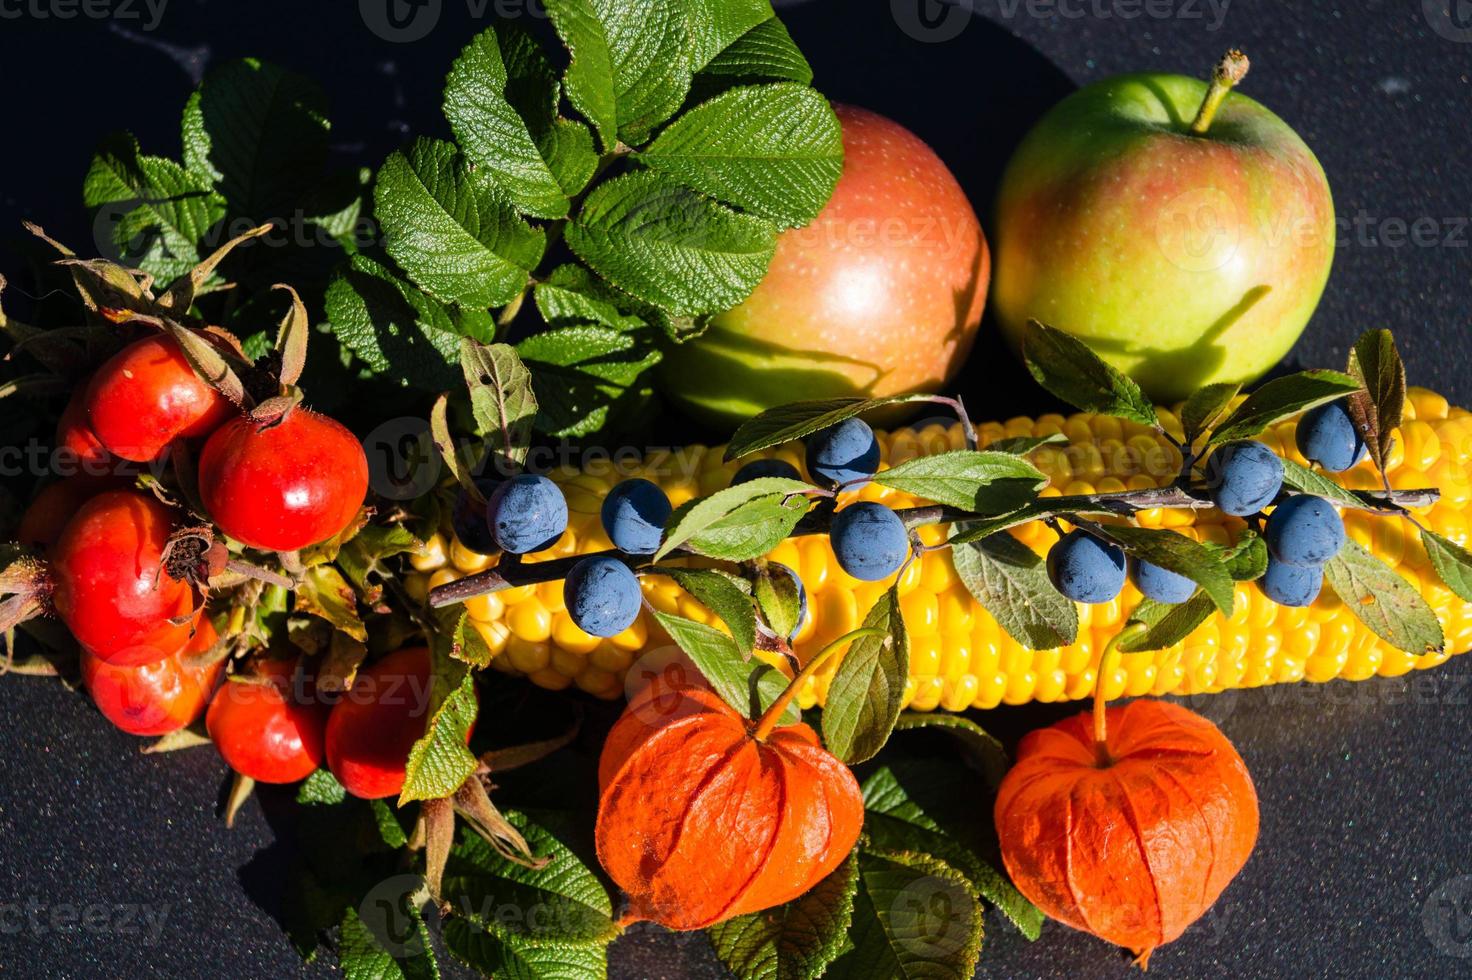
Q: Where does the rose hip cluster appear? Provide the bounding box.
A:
[1048,398,1362,609]
[20,329,371,776]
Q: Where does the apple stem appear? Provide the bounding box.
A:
[1190,49,1251,135]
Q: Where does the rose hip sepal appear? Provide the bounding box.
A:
[995,698,1258,967]
[595,678,864,931]
[50,490,198,666]
[83,616,223,737]
[205,657,328,784]
[85,334,232,463]
[198,407,369,553]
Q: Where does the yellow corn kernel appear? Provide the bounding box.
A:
[410,533,449,572]
[507,600,553,643]
[464,590,506,624]
[450,537,496,574]
[506,637,551,674]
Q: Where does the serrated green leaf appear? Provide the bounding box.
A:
[754,563,802,645]
[443,918,608,980]
[375,138,544,308]
[1119,592,1216,653]
[1324,537,1444,655]
[951,531,1077,650]
[826,849,984,980]
[1181,381,1242,446]
[1084,522,1236,615]
[534,263,647,330]
[651,611,796,723]
[874,450,1045,513]
[654,476,813,561]
[983,432,1068,456]
[1022,320,1159,428]
[516,325,661,438]
[823,588,908,765]
[371,799,411,849]
[339,904,439,980]
[539,118,601,198]
[1279,457,1365,510]
[682,0,775,72]
[542,0,618,150]
[860,758,1042,942]
[692,16,813,97]
[441,811,615,945]
[181,58,330,219]
[337,524,425,602]
[639,83,841,229]
[297,769,347,806]
[646,565,756,656]
[294,565,367,642]
[443,23,573,219]
[433,606,495,669]
[708,848,859,980]
[1424,529,1472,603]
[83,131,225,283]
[566,170,776,317]
[398,672,478,805]
[325,255,493,388]
[1206,369,1362,447]
[1346,328,1406,474]
[725,395,924,461]
[461,340,538,468]
[891,713,1008,791]
[1211,532,1269,582]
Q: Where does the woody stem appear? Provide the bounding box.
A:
[753,627,887,742]
[1093,623,1149,766]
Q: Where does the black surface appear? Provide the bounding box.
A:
[2,1,1472,977]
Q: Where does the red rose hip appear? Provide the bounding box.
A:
[86,334,232,463]
[206,658,328,784]
[326,647,456,799]
[198,408,368,552]
[83,617,224,736]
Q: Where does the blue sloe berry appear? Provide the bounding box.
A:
[564,556,642,638]
[805,418,880,487]
[1131,558,1197,604]
[830,502,908,581]
[1047,530,1127,603]
[1264,494,1345,567]
[1259,556,1323,607]
[487,474,568,554]
[1206,440,1284,516]
[601,478,671,555]
[731,458,802,486]
[1296,400,1368,472]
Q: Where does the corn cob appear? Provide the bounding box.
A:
[405,387,1472,712]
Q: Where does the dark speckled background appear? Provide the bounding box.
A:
[2,1,1471,977]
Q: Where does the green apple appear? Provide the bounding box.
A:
[991,52,1335,403]
[658,104,989,429]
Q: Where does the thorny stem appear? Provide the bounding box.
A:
[752,627,887,742]
[1094,623,1148,766]
[427,485,1441,609]
[1190,49,1250,135]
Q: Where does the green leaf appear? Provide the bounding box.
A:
[707,848,858,980]
[651,611,796,724]
[542,0,618,150]
[297,769,347,806]
[181,58,330,219]
[951,531,1078,650]
[639,83,841,229]
[1279,458,1365,510]
[946,500,1063,547]
[539,118,601,198]
[534,263,648,330]
[826,849,984,980]
[982,432,1068,456]
[398,671,479,805]
[1022,320,1159,428]
[433,606,496,669]
[1206,369,1362,447]
[339,904,439,980]
[874,450,1045,513]
[516,325,661,438]
[84,131,225,283]
[692,16,813,97]
[325,255,493,388]
[337,524,425,603]
[1324,537,1444,655]
[725,395,923,461]
[443,23,574,219]
[374,138,544,309]
[460,340,538,468]
[566,170,776,316]
[441,811,616,945]
[1181,381,1242,446]
[891,713,1008,791]
[1083,522,1236,615]
[294,565,367,642]
[647,566,756,656]
[1424,529,1472,603]
[682,0,775,73]
[754,564,802,645]
[1118,592,1216,653]
[371,799,411,850]
[860,758,1042,942]
[443,919,608,980]
[823,588,909,765]
[1212,532,1269,582]
[654,476,813,562]
[1346,328,1406,474]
